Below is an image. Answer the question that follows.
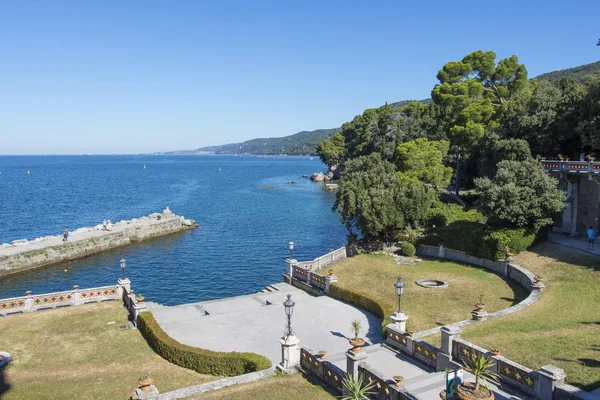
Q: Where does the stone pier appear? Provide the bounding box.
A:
[0,207,197,277]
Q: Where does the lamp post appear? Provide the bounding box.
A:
[288,240,294,259]
[120,258,126,278]
[394,276,405,314]
[283,294,295,337]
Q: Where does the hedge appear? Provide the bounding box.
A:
[137,312,272,376]
[328,284,391,337]
[420,221,538,260]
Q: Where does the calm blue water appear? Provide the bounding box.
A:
[0,156,347,305]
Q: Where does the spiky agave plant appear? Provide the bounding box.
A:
[339,374,376,400]
[350,319,362,340]
[462,353,499,393]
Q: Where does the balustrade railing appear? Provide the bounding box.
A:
[541,160,600,175]
[0,284,120,316]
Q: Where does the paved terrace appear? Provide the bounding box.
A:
[150,282,382,364]
[151,283,528,400]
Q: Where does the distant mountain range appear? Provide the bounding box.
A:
[156,61,599,156]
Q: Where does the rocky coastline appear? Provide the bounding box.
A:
[0,207,197,277]
[310,164,340,190]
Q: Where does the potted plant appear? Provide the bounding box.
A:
[136,293,145,303]
[349,320,365,352]
[457,353,499,400]
[340,373,376,400]
[474,294,485,311]
[490,348,500,356]
[558,154,564,161]
[138,370,153,393]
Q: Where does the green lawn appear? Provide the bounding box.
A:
[0,301,215,399]
[328,254,528,332]
[188,373,336,400]
[459,242,600,391]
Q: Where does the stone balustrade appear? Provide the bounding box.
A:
[0,278,144,327]
[541,160,600,178]
[285,246,346,294]
[292,246,347,272]
[299,345,417,400]
[385,321,569,400]
[0,284,121,316]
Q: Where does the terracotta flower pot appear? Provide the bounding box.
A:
[139,378,153,392]
[136,295,145,303]
[318,350,327,361]
[349,338,365,352]
[457,383,494,400]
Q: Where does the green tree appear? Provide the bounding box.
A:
[477,138,532,178]
[316,132,345,167]
[503,78,585,157]
[395,138,453,189]
[341,104,403,162]
[475,159,565,228]
[578,77,600,150]
[334,153,434,238]
[432,50,531,149]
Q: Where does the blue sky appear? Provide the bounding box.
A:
[1,0,599,154]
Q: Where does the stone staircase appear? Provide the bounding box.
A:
[260,283,284,294]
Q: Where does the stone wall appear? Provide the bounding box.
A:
[0,208,196,277]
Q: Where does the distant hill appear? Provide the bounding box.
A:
[158,61,600,156]
[535,60,600,82]
[157,128,340,156]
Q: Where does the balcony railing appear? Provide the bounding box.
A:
[541,160,600,175]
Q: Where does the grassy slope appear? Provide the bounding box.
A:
[188,374,336,400]
[328,254,528,332]
[0,301,215,400]
[460,242,600,391]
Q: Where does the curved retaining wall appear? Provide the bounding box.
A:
[414,245,544,338]
[0,209,196,277]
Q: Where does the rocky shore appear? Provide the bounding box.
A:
[0,207,197,277]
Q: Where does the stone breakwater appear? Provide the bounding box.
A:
[0,207,197,277]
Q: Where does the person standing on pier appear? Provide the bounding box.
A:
[102,219,108,231]
[62,227,69,242]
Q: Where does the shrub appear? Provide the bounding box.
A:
[420,221,538,260]
[398,243,416,257]
[425,203,487,227]
[137,312,271,376]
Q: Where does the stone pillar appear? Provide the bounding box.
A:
[562,179,579,237]
[438,244,446,258]
[471,310,488,321]
[537,365,566,400]
[132,385,159,400]
[132,301,147,328]
[24,291,33,312]
[284,259,296,283]
[72,285,81,306]
[277,335,300,373]
[117,277,131,297]
[345,349,368,382]
[437,325,461,371]
[324,275,338,294]
[390,312,408,333]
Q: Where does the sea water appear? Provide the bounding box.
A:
[0,155,347,305]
